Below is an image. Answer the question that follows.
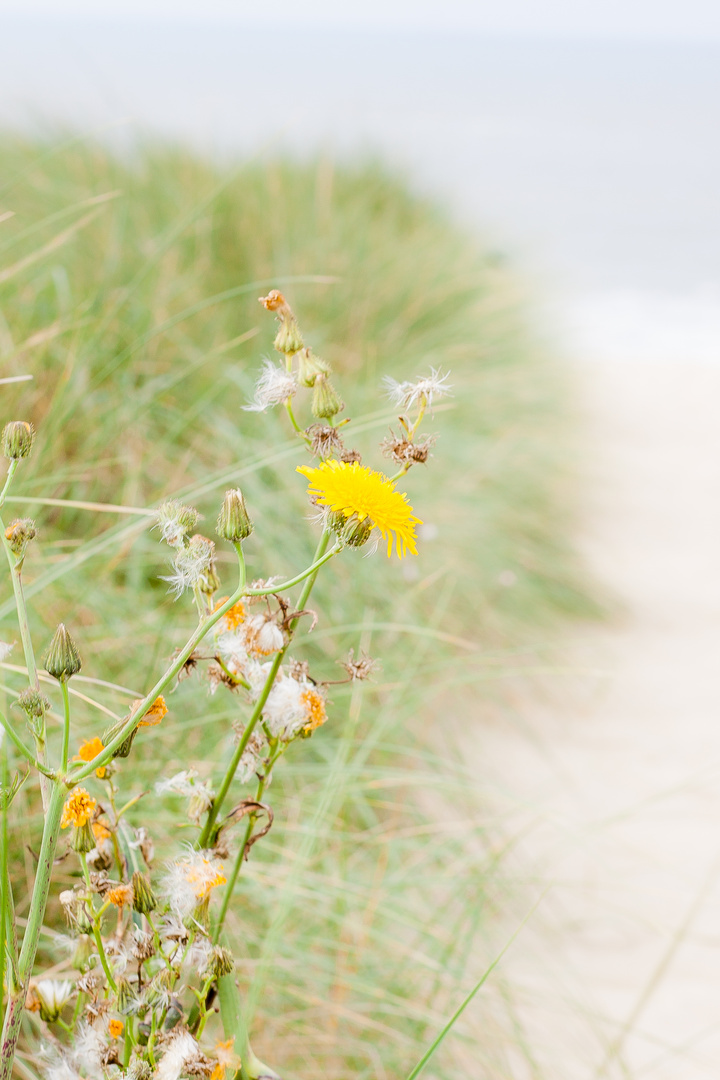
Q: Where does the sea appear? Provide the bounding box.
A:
[2,17,720,365]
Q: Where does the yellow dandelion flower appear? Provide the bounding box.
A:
[106,883,134,908]
[297,460,421,557]
[134,695,168,728]
[61,788,96,829]
[108,1019,124,1039]
[75,736,107,778]
[301,688,327,735]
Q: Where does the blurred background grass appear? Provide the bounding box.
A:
[0,137,597,1078]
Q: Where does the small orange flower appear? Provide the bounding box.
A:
[214,596,246,631]
[135,695,168,728]
[301,688,327,735]
[106,883,134,908]
[75,736,107,778]
[61,788,96,829]
[92,821,111,842]
[211,1037,241,1080]
[108,1018,124,1039]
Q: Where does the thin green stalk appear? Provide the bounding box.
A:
[199,530,332,847]
[0,737,7,1020]
[0,462,18,509]
[60,681,70,772]
[0,780,65,1080]
[78,853,117,993]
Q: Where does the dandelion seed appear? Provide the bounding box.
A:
[0,641,12,663]
[297,459,421,557]
[383,367,452,410]
[61,788,96,829]
[72,1021,104,1071]
[263,671,327,741]
[243,359,298,412]
[161,850,226,918]
[156,1030,206,1080]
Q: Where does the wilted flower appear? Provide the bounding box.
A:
[162,534,217,598]
[341,648,379,681]
[156,1029,207,1080]
[161,850,227,918]
[262,671,327,741]
[155,500,199,548]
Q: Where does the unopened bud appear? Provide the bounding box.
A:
[296,347,331,387]
[217,489,253,542]
[131,871,157,915]
[2,421,35,460]
[44,623,81,682]
[274,316,304,356]
[72,934,94,971]
[340,512,374,548]
[102,716,138,760]
[71,821,96,854]
[4,518,36,559]
[116,977,136,1015]
[311,375,344,420]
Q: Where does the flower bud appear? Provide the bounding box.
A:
[116,976,136,1015]
[311,375,344,420]
[71,820,96,854]
[72,934,94,971]
[217,488,253,542]
[132,871,158,915]
[328,510,373,548]
[2,421,34,459]
[102,717,138,760]
[296,347,331,387]
[44,623,81,682]
[274,316,304,356]
[4,518,36,560]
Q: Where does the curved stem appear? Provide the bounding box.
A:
[244,542,339,597]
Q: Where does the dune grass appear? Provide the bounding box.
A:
[0,137,596,1077]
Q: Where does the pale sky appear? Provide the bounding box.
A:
[4,0,720,39]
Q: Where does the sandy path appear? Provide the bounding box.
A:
[482,359,720,1079]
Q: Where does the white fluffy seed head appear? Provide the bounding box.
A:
[383,367,452,410]
[244,360,298,412]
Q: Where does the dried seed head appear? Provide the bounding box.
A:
[2,420,35,459]
[4,517,36,558]
[341,648,379,681]
[156,500,200,548]
[305,423,345,460]
[44,623,82,682]
[206,944,235,979]
[16,687,49,719]
[381,431,436,467]
[311,374,344,420]
[217,488,253,542]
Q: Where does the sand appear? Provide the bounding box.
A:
[480,358,720,1079]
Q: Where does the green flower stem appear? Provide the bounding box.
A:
[243,542,340,596]
[0,508,48,807]
[60,681,71,772]
[79,852,117,993]
[0,462,18,510]
[212,745,280,942]
[200,527,332,850]
[0,780,65,1080]
[0,741,7,1019]
[70,543,246,782]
